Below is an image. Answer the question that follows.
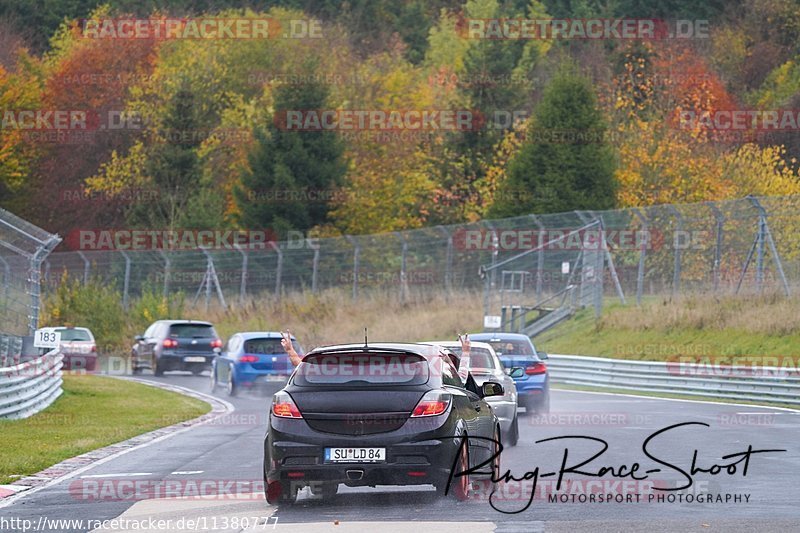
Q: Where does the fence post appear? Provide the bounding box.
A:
[234,244,248,303]
[77,251,90,284]
[668,206,683,296]
[28,237,60,335]
[0,255,9,313]
[268,242,283,299]
[748,196,790,296]
[706,202,724,292]
[310,241,320,294]
[632,209,648,306]
[121,251,131,309]
[345,235,360,301]
[157,250,170,297]
[435,226,453,293]
[529,215,544,305]
[396,232,408,302]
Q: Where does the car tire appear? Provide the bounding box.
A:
[153,357,164,377]
[210,366,218,391]
[446,437,471,501]
[265,480,296,505]
[509,414,519,447]
[227,366,237,397]
[536,393,550,415]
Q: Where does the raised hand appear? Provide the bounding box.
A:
[281,330,301,366]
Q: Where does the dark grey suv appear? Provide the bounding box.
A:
[132,320,222,376]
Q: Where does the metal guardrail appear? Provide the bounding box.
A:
[0,350,64,419]
[547,354,800,406]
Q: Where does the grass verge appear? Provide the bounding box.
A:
[0,375,210,485]
[537,294,800,362]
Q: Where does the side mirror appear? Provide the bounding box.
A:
[508,367,524,378]
[134,335,144,342]
[537,352,549,360]
[481,381,504,398]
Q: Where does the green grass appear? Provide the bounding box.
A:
[537,296,800,362]
[0,375,210,485]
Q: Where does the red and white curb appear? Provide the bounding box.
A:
[0,377,233,508]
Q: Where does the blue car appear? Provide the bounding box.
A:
[469,333,550,415]
[211,332,303,396]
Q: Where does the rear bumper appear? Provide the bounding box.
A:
[265,415,467,489]
[159,353,214,369]
[61,353,97,371]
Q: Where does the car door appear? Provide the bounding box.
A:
[217,335,239,382]
[137,322,158,360]
[440,356,491,467]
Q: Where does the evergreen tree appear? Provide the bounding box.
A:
[490,67,617,217]
[128,82,202,229]
[234,80,346,237]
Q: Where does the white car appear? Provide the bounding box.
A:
[41,326,98,371]
[421,340,519,446]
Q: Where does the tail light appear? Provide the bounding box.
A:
[240,355,258,363]
[163,338,178,348]
[272,391,302,418]
[211,339,223,349]
[411,391,451,417]
[90,344,97,353]
[525,362,547,375]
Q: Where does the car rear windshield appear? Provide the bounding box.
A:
[244,338,300,354]
[486,340,536,357]
[168,324,216,338]
[449,347,497,371]
[55,328,91,341]
[294,352,429,387]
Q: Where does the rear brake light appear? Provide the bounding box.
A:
[525,362,547,375]
[240,355,258,363]
[411,391,451,417]
[162,339,178,348]
[90,345,96,353]
[211,339,223,348]
[272,391,302,418]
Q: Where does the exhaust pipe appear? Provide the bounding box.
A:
[346,469,364,481]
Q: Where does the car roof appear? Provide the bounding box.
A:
[157,320,214,326]
[421,340,496,353]
[470,332,533,342]
[53,326,91,332]
[306,342,451,359]
[233,331,296,340]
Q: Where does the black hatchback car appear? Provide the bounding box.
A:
[263,342,504,504]
[131,320,222,376]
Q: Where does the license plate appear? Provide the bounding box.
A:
[324,447,385,463]
[183,356,206,363]
[263,375,286,382]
